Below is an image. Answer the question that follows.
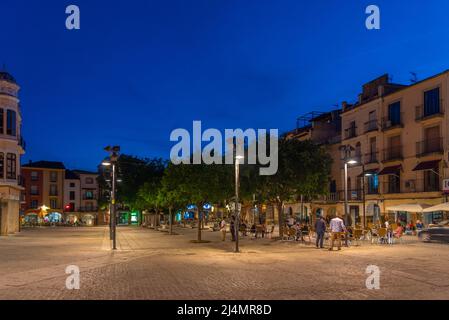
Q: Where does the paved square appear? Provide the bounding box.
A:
[0,226,448,300]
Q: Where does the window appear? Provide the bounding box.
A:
[31,171,39,181]
[0,109,3,134]
[388,101,401,125]
[30,200,39,209]
[0,153,3,179]
[6,110,16,136]
[50,171,58,182]
[367,174,379,194]
[355,142,362,159]
[387,135,402,160]
[85,177,94,184]
[424,87,440,117]
[30,185,39,195]
[70,191,75,201]
[387,173,401,194]
[368,137,377,162]
[6,153,16,179]
[424,168,439,192]
[84,191,94,200]
[70,182,75,188]
[50,199,58,209]
[329,180,337,193]
[424,126,441,154]
[50,184,58,196]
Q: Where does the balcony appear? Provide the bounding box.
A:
[82,195,97,200]
[381,114,403,131]
[314,192,339,202]
[415,100,444,121]
[416,137,443,157]
[382,146,403,162]
[383,182,401,194]
[364,120,378,133]
[364,152,379,164]
[339,189,362,201]
[393,179,440,193]
[344,127,357,140]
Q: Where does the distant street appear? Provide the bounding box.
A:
[0,226,448,300]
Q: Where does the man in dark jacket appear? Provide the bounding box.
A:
[230,215,236,242]
[314,216,327,249]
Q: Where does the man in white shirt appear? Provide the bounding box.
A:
[329,215,346,251]
[220,218,227,241]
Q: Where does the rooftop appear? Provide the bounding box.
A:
[22,161,66,170]
[65,170,80,180]
[0,71,17,84]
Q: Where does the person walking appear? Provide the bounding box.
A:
[230,215,236,242]
[329,214,346,251]
[314,216,327,248]
[220,218,227,241]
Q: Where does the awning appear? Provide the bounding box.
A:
[378,165,402,176]
[358,169,378,177]
[423,202,449,212]
[412,160,441,171]
[386,203,432,213]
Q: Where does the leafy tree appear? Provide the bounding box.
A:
[117,155,166,211]
[162,159,233,242]
[260,138,332,237]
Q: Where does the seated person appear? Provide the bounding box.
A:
[393,224,403,238]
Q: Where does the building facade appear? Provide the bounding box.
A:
[0,71,25,235]
[21,161,65,224]
[21,164,100,226]
[291,70,449,227]
[341,71,449,226]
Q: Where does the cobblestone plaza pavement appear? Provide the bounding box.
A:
[0,226,448,300]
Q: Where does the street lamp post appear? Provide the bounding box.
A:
[341,144,356,247]
[234,154,244,253]
[103,145,120,250]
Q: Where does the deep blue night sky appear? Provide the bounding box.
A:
[1,0,449,171]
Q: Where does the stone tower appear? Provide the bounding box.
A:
[0,71,25,235]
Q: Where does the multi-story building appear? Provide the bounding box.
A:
[68,170,99,226]
[64,170,81,223]
[21,161,65,223]
[22,165,99,226]
[0,71,25,235]
[284,110,342,223]
[288,70,449,228]
[341,70,449,226]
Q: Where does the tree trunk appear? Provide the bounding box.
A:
[197,206,202,242]
[169,206,173,235]
[277,201,284,238]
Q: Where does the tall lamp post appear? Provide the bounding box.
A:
[234,154,244,253]
[340,144,356,246]
[102,145,120,250]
